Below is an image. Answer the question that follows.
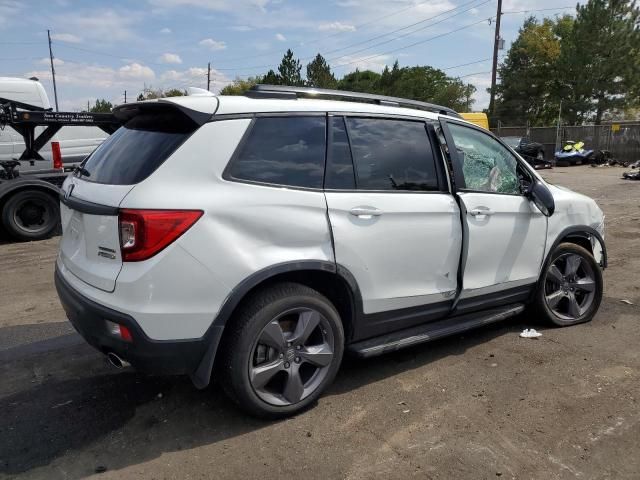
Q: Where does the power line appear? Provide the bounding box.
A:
[502,6,575,15]
[456,70,492,79]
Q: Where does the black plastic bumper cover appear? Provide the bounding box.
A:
[54,266,222,379]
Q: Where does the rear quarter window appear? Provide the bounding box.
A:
[78,111,196,185]
[225,116,326,189]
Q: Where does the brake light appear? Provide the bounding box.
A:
[51,141,63,170]
[118,209,203,262]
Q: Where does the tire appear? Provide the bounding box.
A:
[534,243,603,327]
[1,190,60,241]
[536,150,545,162]
[219,282,345,418]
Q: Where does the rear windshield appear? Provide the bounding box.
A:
[77,111,196,185]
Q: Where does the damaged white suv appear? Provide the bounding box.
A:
[55,85,606,417]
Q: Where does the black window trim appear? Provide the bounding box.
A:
[324,113,449,194]
[441,118,534,197]
[222,114,328,192]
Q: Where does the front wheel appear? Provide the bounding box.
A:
[219,282,344,418]
[535,243,603,326]
[1,190,60,241]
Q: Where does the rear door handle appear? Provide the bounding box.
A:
[349,206,383,218]
[468,208,494,217]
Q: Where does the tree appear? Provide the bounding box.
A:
[559,0,640,124]
[277,49,303,86]
[493,16,568,126]
[337,69,381,93]
[164,88,186,97]
[220,76,262,95]
[90,99,112,113]
[262,69,281,85]
[306,53,336,88]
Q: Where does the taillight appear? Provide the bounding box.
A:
[118,209,203,262]
[51,141,63,170]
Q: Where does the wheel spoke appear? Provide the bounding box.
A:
[573,277,595,292]
[546,289,565,309]
[258,320,287,350]
[300,344,333,367]
[567,293,582,318]
[250,360,284,389]
[547,264,564,283]
[292,310,321,344]
[282,366,305,403]
[564,254,582,277]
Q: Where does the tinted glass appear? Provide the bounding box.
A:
[325,116,355,189]
[80,112,195,185]
[449,123,520,194]
[228,116,326,188]
[346,118,438,191]
[501,136,521,148]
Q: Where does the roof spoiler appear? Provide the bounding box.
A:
[113,98,217,126]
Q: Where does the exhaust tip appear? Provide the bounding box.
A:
[106,352,130,369]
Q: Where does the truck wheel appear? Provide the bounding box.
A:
[1,190,60,241]
[535,243,603,327]
[219,282,344,418]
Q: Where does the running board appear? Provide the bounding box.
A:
[349,303,526,358]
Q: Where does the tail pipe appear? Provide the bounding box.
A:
[106,352,130,369]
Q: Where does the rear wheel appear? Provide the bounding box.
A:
[1,190,60,241]
[535,243,603,326]
[536,150,545,162]
[219,282,344,418]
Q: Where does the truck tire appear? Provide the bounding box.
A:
[1,190,60,241]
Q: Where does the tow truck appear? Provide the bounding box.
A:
[0,98,120,240]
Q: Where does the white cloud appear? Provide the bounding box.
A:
[334,54,392,73]
[118,63,155,81]
[149,0,270,12]
[0,0,21,28]
[159,67,231,93]
[318,21,356,32]
[199,38,227,51]
[50,32,82,43]
[52,9,139,42]
[230,25,253,31]
[38,57,65,66]
[159,52,183,64]
[160,27,172,34]
[275,33,286,41]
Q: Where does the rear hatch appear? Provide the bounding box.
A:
[59,100,214,292]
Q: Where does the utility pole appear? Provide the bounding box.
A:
[124,90,127,103]
[87,100,90,112]
[207,62,211,91]
[488,0,502,117]
[47,29,59,111]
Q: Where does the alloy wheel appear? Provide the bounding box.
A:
[544,253,596,321]
[249,308,335,406]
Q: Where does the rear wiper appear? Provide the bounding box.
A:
[74,165,91,178]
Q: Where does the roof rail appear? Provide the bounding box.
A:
[246,84,461,118]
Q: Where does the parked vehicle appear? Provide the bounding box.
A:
[555,140,595,165]
[501,136,551,169]
[460,112,489,130]
[55,85,607,418]
[0,77,107,170]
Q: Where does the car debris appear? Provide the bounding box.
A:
[622,170,640,180]
[520,328,543,339]
[620,299,634,305]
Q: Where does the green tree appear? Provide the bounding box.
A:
[559,0,640,124]
[306,53,336,88]
[90,99,113,113]
[277,49,303,86]
[262,69,281,85]
[164,88,186,97]
[494,16,568,126]
[220,76,262,95]
[337,69,382,93]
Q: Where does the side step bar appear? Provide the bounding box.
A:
[349,303,526,358]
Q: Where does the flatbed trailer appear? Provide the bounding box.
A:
[0,98,121,240]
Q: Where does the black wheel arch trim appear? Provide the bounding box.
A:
[545,225,607,269]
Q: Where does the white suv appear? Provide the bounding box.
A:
[55,85,606,417]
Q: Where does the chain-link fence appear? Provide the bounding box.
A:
[491,123,640,162]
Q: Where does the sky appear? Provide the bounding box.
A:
[1,0,576,111]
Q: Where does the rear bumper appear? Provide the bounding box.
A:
[55,266,220,378]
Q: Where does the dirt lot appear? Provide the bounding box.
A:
[1,166,639,479]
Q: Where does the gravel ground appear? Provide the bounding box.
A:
[0,166,639,479]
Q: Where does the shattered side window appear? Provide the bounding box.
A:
[448,123,520,195]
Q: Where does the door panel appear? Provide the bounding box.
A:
[442,120,547,302]
[326,191,461,314]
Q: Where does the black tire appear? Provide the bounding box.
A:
[1,190,60,241]
[219,282,344,418]
[534,243,603,327]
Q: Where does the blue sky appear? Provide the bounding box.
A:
[1,0,575,111]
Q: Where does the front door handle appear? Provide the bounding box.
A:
[349,206,383,219]
[468,208,494,217]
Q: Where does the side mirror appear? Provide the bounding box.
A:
[526,179,555,216]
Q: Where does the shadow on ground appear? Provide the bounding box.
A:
[0,311,547,477]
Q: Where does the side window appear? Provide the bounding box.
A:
[226,116,326,189]
[325,116,355,189]
[346,117,439,191]
[447,123,520,195]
